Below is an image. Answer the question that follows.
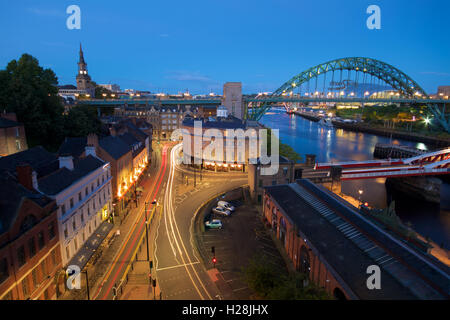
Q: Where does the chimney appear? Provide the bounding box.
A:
[87,133,99,149]
[32,171,39,190]
[16,163,33,190]
[59,155,74,170]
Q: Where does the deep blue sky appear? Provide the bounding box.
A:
[0,0,449,94]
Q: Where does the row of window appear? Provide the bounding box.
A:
[65,215,100,261]
[60,172,109,216]
[0,225,57,289]
[64,186,110,239]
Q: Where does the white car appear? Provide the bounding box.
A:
[212,206,231,216]
[205,219,223,229]
[217,201,235,212]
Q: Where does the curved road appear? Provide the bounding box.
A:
[154,144,248,300]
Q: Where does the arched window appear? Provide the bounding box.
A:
[299,245,310,276]
[333,288,347,300]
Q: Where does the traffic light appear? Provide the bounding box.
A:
[212,257,217,266]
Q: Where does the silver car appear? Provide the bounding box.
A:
[212,206,231,216]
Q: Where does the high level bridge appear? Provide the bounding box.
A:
[77,57,450,132]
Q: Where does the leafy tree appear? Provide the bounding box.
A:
[0,54,105,151]
[0,54,65,150]
[64,105,103,137]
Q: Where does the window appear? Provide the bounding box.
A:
[85,187,88,197]
[97,179,99,187]
[15,127,20,137]
[74,238,78,252]
[17,246,26,267]
[61,204,66,215]
[37,231,45,250]
[283,167,288,176]
[15,140,21,151]
[72,219,76,232]
[64,226,68,239]
[0,258,8,284]
[258,180,263,188]
[81,213,84,224]
[70,198,74,209]
[102,176,104,184]
[28,237,36,258]
[22,278,29,298]
[91,185,94,193]
[82,232,85,243]
[31,269,38,288]
[51,250,57,267]
[66,246,70,260]
[87,206,90,216]
[272,180,277,186]
[78,192,82,202]
[48,222,55,239]
[41,260,47,279]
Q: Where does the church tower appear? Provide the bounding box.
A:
[76,44,95,96]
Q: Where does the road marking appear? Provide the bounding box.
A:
[156,262,200,271]
[232,287,248,292]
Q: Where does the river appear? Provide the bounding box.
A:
[260,108,450,248]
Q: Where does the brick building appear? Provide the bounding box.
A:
[263,179,449,299]
[0,112,28,157]
[0,175,61,300]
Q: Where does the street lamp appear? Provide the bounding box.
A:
[358,189,363,208]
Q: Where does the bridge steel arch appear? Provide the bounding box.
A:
[247,57,428,121]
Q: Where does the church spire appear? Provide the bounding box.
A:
[79,43,85,64]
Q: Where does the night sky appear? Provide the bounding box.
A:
[0,0,449,94]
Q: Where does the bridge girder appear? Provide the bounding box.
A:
[247,57,428,121]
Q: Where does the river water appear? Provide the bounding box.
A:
[260,108,450,248]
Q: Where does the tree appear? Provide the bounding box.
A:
[0,54,65,150]
[64,105,103,137]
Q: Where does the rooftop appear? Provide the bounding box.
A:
[38,155,105,195]
[265,179,450,299]
[99,135,131,160]
[0,146,58,178]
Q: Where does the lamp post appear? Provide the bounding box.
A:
[144,201,149,261]
[358,189,363,208]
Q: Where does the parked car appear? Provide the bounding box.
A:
[217,201,235,212]
[205,219,223,229]
[212,206,231,216]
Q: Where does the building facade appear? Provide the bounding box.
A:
[0,175,61,300]
[0,113,28,157]
[222,82,243,120]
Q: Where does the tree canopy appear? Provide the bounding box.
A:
[0,54,103,151]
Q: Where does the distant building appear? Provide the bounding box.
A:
[0,175,62,300]
[264,179,450,300]
[99,84,121,93]
[437,86,450,98]
[181,114,263,169]
[57,85,86,98]
[76,44,95,97]
[222,82,243,119]
[0,112,28,157]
